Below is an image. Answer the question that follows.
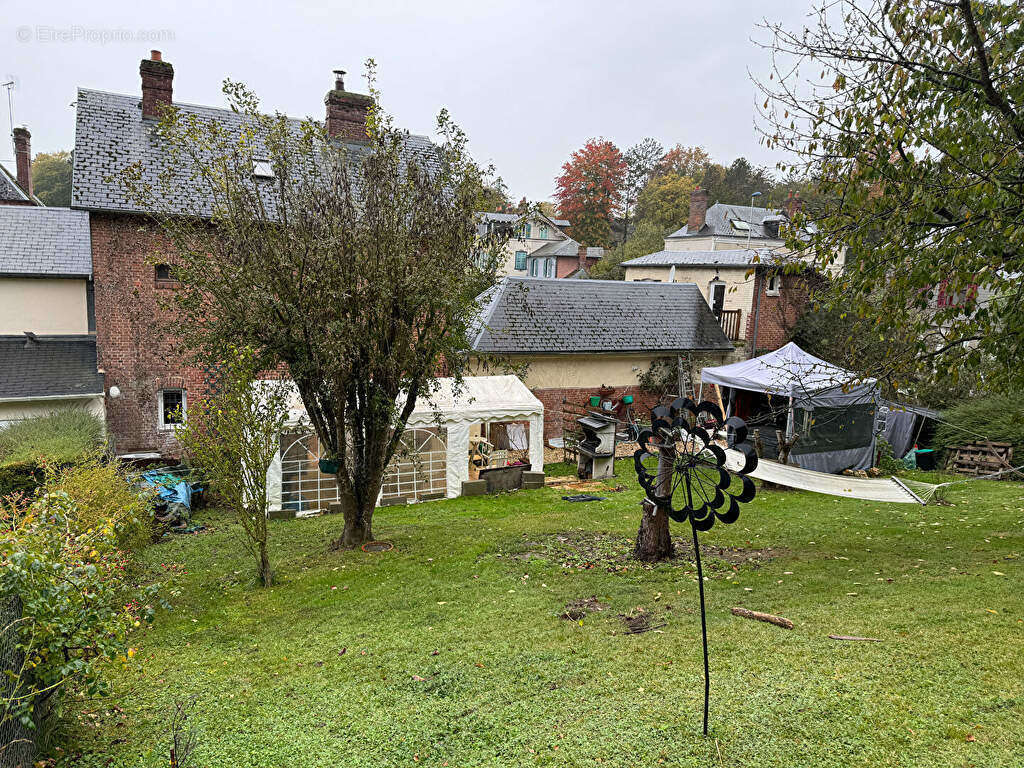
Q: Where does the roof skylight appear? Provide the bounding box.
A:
[252,158,275,179]
[730,219,750,231]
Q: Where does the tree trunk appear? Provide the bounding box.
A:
[634,499,674,561]
[634,443,675,561]
[258,540,273,587]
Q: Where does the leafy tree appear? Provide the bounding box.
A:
[1,466,159,740]
[654,144,711,179]
[553,138,625,247]
[759,0,1024,393]
[635,173,696,232]
[619,138,664,242]
[175,348,290,586]
[120,70,507,547]
[30,150,72,206]
[477,178,510,212]
[588,220,666,280]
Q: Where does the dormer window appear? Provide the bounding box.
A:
[730,219,750,232]
[252,158,275,178]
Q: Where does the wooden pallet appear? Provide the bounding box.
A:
[945,441,1013,477]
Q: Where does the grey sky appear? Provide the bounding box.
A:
[3,0,810,203]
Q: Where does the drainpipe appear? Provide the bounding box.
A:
[749,268,763,359]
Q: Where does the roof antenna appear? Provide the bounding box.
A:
[2,81,14,141]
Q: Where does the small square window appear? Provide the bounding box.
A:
[252,158,275,178]
[155,263,173,280]
[159,389,186,429]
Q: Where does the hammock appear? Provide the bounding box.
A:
[723,449,1024,505]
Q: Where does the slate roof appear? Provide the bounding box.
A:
[0,164,31,202]
[72,88,437,217]
[471,277,732,354]
[668,203,789,240]
[478,211,571,228]
[527,239,604,260]
[0,335,104,400]
[621,248,781,269]
[0,206,92,277]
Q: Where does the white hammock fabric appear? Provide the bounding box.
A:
[723,449,928,504]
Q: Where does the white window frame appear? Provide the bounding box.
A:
[544,258,554,278]
[158,388,187,430]
[765,274,781,296]
[709,280,726,315]
[529,258,538,277]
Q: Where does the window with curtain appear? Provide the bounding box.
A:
[544,258,554,278]
[529,259,538,276]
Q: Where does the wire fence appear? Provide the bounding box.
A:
[1,595,35,768]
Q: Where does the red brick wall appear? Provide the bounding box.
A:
[531,385,661,441]
[744,272,811,355]
[555,255,600,278]
[90,212,207,457]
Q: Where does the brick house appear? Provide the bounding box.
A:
[71,52,431,456]
[470,277,733,438]
[621,187,829,355]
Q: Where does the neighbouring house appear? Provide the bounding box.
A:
[470,277,733,438]
[621,187,828,354]
[0,205,103,427]
[71,51,437,457]
[477,211,603,279]
[0,127,43,206]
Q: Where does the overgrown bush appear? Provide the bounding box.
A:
[0,409,105,465]
[933,395,1024,463]
[0,466,160,740]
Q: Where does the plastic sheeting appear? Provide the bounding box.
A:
[723,449,925,504]
[881,407,919,459]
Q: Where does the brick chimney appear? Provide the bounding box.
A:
[140,50,174,119]
[578,243,589,267]
[687,186,708,232]
[12,127,32,197]
[325,70,373,141]
[783,191,803,218]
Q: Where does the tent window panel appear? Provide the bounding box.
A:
[790,404,877,454]
[381,427,447,501]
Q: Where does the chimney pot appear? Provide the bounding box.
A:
[12,126,32,198]
[687,186,708,233]
[140,52,174,119]
[325,69,372,142]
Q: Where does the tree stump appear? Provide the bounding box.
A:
[634,499,674,561]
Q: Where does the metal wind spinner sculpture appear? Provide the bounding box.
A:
[633,398,758,735]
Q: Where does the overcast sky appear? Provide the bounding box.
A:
[2,0,812,203]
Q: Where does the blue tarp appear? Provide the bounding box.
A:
[140,470,197,510]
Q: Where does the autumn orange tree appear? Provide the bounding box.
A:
[553,138,625,247]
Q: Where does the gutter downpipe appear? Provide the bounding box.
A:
[749,267,763,359]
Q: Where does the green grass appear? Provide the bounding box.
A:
[59,461,1023,767]
[0,408,105,464]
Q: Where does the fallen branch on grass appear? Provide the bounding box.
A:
[730,607,794,630]
[828,634,881,642]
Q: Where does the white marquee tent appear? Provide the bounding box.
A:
[261,375,544,515]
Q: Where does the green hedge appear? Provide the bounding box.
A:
[0,409,105,465]
[933,395,1024,462]
[0,460,47,497]
[0,410,106,496]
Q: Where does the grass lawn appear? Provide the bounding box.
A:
[60,461,1023,767]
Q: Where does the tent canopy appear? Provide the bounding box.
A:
[262,375,544,505]
[701,342,877,407]
[407,375,543,426]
